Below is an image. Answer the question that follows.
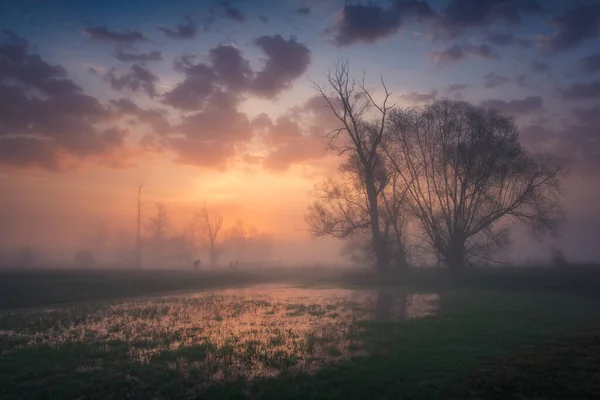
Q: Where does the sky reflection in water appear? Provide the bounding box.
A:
[0,285,438,382]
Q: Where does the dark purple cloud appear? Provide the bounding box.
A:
[297,7,310,16]
[401,89,438,102]
[580,53,600,74]
[447,83,469,92]
[486,31,531,47]
[82,26,148,43]
[326,0,545,46]
[542,2,600,53]
[220,1,245,23]
[327,0,435,46]
[531,60,550,73]
[252,35,311,97]
[114,47,162,63]
[163,36,310,110]
[560,81,600,101]
[163,59,215,110]
[484,72,509,88]
[0,31,124,169]
[208,45,252,92]
[480,96,543,115]
[432,43,498,65]
[515,74,528,88]
[157,17,198,39]
[435,0,543,38]
[104,65,159,98]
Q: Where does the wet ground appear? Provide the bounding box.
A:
[0,284,438,384]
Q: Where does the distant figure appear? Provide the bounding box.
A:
[193,259,201,270]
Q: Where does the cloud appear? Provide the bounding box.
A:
[0,137,58,170]
[580,53,600,74]
[531,60,550,73]
[109,98,172,136]
[252,35,311,97]
[521,105,600,172]
[250,112,327,171]
[220,1,245,23]
[240,96,341,171]
[480,96,543,115]
[446,83,469,93]
[0,31,125,169]
[104,65,159,98]
[486,31,531,47]
[327,0,435,46]
[559,81,600,101]
[401,89,438,102]
[434,0,543,38]
[157,17,198,39]
[82,26,148,43]
[209,45,253,92]
[169,91,252,168]
[541,2,600,53]
[483,72,509,88]
[259,16,269,24]
[114,47,163,63]
[163,36,311,109]
[432,43,498,65]
[515,74,528,87]
[163,57,216,110]
[297,7,310,16]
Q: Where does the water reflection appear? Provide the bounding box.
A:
[0,284,439,384]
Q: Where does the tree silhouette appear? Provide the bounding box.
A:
[193,203,223,268]
[307,60,398,272]
[384,99,566,270]
[147,203,170,265]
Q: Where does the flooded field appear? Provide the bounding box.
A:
[3,274,600,400]
[0,285,438,387]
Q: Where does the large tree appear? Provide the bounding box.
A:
[306,61,398,272]
[384,99,566,270]
[307,151,410,269]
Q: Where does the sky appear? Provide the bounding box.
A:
[1,0,600,266]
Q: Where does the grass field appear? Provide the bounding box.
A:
[1,266,600,399]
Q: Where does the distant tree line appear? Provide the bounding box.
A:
[306,61,566,272]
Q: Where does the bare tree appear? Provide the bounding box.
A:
[306,60,397,272]
[193,203,223,268]
[384,99,566,270]
[146,203,170,265]
[307,152,410,269]
[148,203,170,243]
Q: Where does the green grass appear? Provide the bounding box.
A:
[1,267,600,399]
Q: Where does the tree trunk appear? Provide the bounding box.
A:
[393,242,409,270]
[446,237,466,271]
[366,177,390,272]
[209,244,217,268]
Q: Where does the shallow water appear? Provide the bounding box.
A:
[0,284,438,383]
